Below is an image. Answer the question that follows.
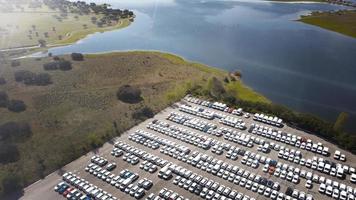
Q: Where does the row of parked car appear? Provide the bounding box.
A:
[167,112,217,133]
[147,120,213,150]
[86,161,147,199]
[166,106,356,197]
[249,124,330,156]
[219,116,247,130]
[170,162,256,200]
[54,181,91,200]
[114,141,168,168]
[184,96,244,117]
[278,149,349,178]
[253,113,283,128]
[61,172,117,200]
[139,160,158,173]
[130,129,191,155]
[179,104,215,120]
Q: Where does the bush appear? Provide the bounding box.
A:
[0,121,32,141]
[132,106,154,120]
[43,60,72,71]
[14,70,52,86]
[14,70,34,82]
[116,85,142,104]
[0,142,20,164]
[58,60,72,71]
[7,100,26,112]
[0,91,8,107]
[71,53,84,61]
[43,62,58,70]
[11,60,20,67]
[0,77,6,85]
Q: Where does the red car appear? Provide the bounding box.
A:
[63,187,73,197]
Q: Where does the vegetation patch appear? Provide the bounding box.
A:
[71,53,84,61]
[14,70,52,86]
[117,85,143,104]
[299,10,356,38]
[43,59,72,71]
[7,100,27,112]
[132,106,155,121]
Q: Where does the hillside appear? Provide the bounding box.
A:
[0,51,268,197]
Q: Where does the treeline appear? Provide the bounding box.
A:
[14,70,52,86]
[189,76,356,153]
[0,91,26,112]
[43,0,134,18]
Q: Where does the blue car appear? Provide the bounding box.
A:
[58,185,69,194]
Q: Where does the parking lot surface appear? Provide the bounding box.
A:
[20,96,356,200]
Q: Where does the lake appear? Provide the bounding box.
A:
[40,0,356,131]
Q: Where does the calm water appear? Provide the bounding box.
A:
[40,0,356,131]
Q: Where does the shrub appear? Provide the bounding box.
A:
[0,77,6,85]
[0,91,8,107]
[71,53,84,61]
[14,71,52,86]
[14,70,34,82]
[132,106,154,120]
[44,59,72,71]
[58,60,72,71]
[0,142,20,164]
[0,121,32,141]
[43,62,58,70]
[23,73,52,86]
[7,100,26,112]
[116,85,142,104]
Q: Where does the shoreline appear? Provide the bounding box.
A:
[1,18,133,57]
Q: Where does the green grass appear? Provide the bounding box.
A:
[299,10,356,38]
[225,81,270,103]
[0,51,268,196]
[0,3,132,49]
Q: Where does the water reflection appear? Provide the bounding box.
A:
[46,0,356,131]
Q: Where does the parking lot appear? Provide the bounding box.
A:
[21,96,356,200]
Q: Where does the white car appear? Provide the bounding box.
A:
[305,180,312,189]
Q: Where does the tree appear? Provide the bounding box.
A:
[58,60,72,71]
[116,85,142,104]
[0,91,8,107]
[7,100,26,112]
[71,53,84,61]
[333,112,349,131]
[132,106,154,120]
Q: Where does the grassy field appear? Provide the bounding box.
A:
[0,51,268,196]
[299,10,356,38]
[0,3,131,49]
